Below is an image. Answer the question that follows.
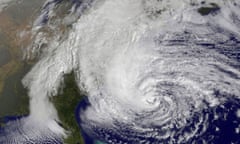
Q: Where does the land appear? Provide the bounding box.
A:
[51,72,86,144]
[0,0,40,117]
[0,63,30,117]
[0,1,87,144]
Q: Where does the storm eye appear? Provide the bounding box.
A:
[146,97,157,104]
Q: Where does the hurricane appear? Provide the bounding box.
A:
[1,0,240,143]
[75,0,240,143]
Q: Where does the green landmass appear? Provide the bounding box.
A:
[0,68,86,144]
[198,3,220,16]
[51,72,86,144]
[0,2,87,144]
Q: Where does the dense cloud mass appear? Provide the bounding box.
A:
[1,0,240,143]
[75,1,240,143]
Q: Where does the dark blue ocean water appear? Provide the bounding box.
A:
[76,97,240,144]
[74,29,240,144]
[75,97,100,144]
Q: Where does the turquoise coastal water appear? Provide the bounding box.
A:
[95,140,106,144]
[75,97,107,144]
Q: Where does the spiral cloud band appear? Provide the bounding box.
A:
[76,0,240,143]
[1,0,240,143]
